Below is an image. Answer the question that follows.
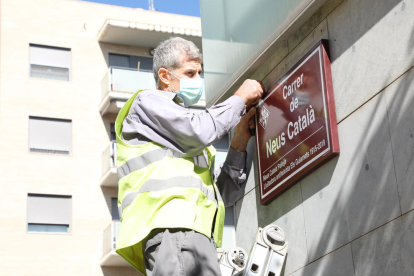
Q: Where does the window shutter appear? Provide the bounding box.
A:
[29,44,71,81]
[27,194,72,233]
[30,45,71,68]
[29,117,72,155]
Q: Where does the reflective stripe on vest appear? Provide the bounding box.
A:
[120,175,216,214]
[193,151,209,168]
[117,148,168,180]
[117,148,209,180]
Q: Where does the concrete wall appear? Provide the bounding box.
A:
[0,0,200,275]
[236,0,414,275]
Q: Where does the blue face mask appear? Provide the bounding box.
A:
[169,72,204,106]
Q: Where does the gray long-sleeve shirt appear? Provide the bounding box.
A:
[121,89,248,206]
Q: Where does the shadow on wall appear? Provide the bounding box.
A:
[293,66,414,276]
[235,0,414,275]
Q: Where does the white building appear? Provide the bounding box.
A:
[0,0,221,275]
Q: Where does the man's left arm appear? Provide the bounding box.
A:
[215,107,256,206]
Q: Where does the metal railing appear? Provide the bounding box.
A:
[102,140,116,177]
[103,220,122,255]
[100,66,156,101]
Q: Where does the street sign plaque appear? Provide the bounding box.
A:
[255,41,339,205]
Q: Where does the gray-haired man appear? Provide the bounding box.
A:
[120,37,263,276]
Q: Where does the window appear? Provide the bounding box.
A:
[30,44,71,81]
[221,206,237,250]
[109,54,130,68]
[27,194,72,233]
[213,134,230,167]
[29,116,72,155]
[111,198,120,221]
[212,134,236,250]
[109,53,153,71]
[110,123,116,141]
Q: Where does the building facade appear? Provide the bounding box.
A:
[200,0,414,275]
[0,0,214,275]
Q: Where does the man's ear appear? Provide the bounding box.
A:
[158,68,171,89]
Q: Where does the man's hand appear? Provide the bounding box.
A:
[230,107,257,152]
[234,79,264,109]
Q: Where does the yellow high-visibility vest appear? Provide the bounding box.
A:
[114,90,225,274]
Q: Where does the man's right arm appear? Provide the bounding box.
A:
[123,80,263,156]
[125,91,245,156]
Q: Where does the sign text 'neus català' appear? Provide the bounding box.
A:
[255,40,340,205]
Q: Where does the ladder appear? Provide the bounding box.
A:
[219,224,288,276]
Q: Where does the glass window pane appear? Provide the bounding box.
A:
[215,151,228,168]
[28,223,69,233]
[109,53,154,71]
[112,221,122,249]
[109,54,130,68]
[213,134,230,166]
[111,67,156,93]
[221,206,236,250]
[130,55,153,71]
[30,148,69,155]
[30,64,69,81]
[200,0,317,106]
[110,123,116,141]
[214,134,230,151]
[111,198,120,221]
[224,206,235,226]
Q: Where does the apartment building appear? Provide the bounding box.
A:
[0,0,238,275]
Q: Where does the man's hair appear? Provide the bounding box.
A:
[153,37,202,86]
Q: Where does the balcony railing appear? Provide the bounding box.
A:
[99,140,117,187]
[102,221,121,253]
[100,220,132,267]
[113,67,155,94]
[99,67,156,115]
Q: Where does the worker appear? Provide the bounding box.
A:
[114,37,263,276]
